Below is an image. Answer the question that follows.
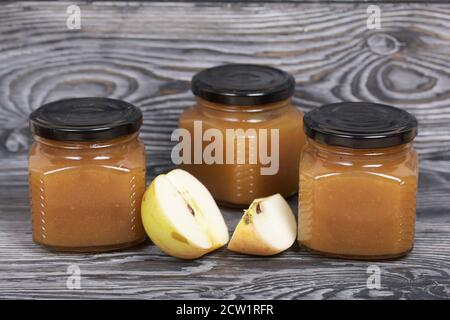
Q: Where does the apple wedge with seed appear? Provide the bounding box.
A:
[141,169,229,259]
[228,194,297,256]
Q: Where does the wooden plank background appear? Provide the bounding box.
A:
[0,1,449,299]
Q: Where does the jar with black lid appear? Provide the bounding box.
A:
[178,64,306,207]
[298,102,419,259]
[28,98,147,252]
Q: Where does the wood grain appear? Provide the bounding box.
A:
[0,1,450,299]
[1,187,449,300]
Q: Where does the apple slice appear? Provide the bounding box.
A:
[141,169,229,259]
[228,194,297,256]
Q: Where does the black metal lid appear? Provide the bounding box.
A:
[191,64,295,106]
[29,97,142,141]
[303,102,418,149]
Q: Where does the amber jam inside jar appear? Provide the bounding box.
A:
[299,102,419,260]
[179,64,306,207]
[28,98,147,252]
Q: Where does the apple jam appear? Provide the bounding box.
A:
[298,102,419,259]
[179,64,306,207]
[28,98,147,252]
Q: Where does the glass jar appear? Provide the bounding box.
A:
[28,98,147,252]
[178,64,306,207]
[298,102,419,259]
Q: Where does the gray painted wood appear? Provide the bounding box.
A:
[0,1,449,299]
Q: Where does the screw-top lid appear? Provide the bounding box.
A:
[191,64,295,106]
[303,102,418,149]
[29,97,142,141]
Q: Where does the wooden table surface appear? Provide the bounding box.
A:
[0,1,449,300]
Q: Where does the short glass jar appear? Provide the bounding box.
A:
[298,102,419,259]
[28,98,147,252]
[179,64,306,207]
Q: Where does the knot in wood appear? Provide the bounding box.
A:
[366,33,400,55]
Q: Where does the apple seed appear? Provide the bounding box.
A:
[187,203,195,216]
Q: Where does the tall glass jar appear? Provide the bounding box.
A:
[28,98,147,252]
[178,64,306,207]
[298,102,419,259]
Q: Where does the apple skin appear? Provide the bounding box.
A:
[141,179,212,260]
[228,215,282,256]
